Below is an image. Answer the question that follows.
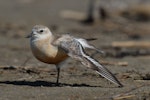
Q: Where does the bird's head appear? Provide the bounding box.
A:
[26,25,52,40]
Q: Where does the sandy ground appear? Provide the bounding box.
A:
[0,0,150,100]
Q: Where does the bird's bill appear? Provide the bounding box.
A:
[25,33,31,38]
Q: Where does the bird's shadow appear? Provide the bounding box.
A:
[0,80,101,87]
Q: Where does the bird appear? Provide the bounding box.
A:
[27,25,123,87]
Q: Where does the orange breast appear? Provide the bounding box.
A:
[31,42,68,64]
[43,54,68,64]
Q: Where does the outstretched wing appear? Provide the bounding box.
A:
[53,34,123,87]
[76,38,104,54]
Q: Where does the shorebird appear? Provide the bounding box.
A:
[27,25,123,87]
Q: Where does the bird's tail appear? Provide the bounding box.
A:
[82,54,123,87]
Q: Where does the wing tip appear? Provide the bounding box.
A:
[118,84,123,88]
[116,82,124,88]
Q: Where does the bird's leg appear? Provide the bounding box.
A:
[82,0,95,24]
[55,58,69,86]
[56,65,60,86]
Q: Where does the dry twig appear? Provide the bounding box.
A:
[112,41,150,48]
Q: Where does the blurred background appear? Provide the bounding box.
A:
[1,0,150,65]
[0,0,150,100]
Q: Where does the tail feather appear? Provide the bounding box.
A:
[83,54,123,87]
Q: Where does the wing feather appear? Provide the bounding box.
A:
[53,34,123,87]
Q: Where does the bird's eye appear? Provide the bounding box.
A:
[39,30,44,33]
